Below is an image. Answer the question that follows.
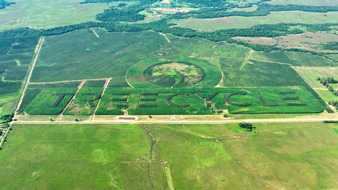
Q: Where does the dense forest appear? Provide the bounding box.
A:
[0,0,14,9]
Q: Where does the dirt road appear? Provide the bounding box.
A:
[15,36,45,114]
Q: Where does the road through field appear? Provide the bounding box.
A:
[13,116,337,125]
[90,78,112,121]
[15,36,45,115]
[57,80,86,121]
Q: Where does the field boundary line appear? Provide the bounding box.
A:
[57,80,86,121]
[215,71,224,87]
[239,49,253,70]
[6,38,18,55]
[249,58,292,66]
[159,32,171,43]
[15,36,45,115]
[30,78,109,85]
[90,28,100,38]
[125,77,134,88]
[90,78,112,121]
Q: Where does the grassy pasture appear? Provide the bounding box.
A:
[0,0,112,31]
[234,32,338,53]
[173,11,338,31]
[267,0,338,6]
[0,123,337,189]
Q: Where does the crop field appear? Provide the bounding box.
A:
[22,86,324,115]
[0,123,337,189]
[0,36,39,116]
[31,29,250,84]
[21,83,80,115]
[0,0,112,31]
[64,81,106,115]
[173,11,338,31]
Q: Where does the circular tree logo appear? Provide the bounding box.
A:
[144,62,204,87]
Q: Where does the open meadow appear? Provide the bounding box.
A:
[0,0,111,31]
[0,123,337,189]
[173,11,338,31]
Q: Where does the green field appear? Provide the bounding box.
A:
[0,36,39,117]
[173,11,338,31]
[31,29,250,84]
[23,86,324,115]
[0,0,112,31]
[267,0,338,6]
[65,81,105,115]
[0,123,337,189]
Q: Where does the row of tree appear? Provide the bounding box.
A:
[239,123,256,132]
[0,0,14,9]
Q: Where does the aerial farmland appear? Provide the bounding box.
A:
[0,0,337,189]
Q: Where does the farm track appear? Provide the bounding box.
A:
[15,36,45,115]
[90,78,112,121]
[159,32,171,43]
[90,28,100,38]
[29,78,109,85]
[13,116,338,125]
[57,80,86,121]
[239,49,253,70]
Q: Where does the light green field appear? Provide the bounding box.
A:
[267,0,338,6]
[0,123,337,189]
[0,0,112,31]
[173,11,338,31]
[294,67,338,102]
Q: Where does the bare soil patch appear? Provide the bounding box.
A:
[149,8,191,13]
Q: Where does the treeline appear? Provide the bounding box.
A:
[321,42,338,51]
[171,3,338,19]
[96,0,157,22]
[1,19,337,52]
[0,0,14,9]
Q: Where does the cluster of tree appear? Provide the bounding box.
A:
[0,0,14,9]
[321,42,338,51]
[0,113,13,123]
[323,120,338,123]
[318,77,338,85]
[328,100,338,109]
[96,0,157,22]
[318,77,338,96]
[239,122,256,132]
